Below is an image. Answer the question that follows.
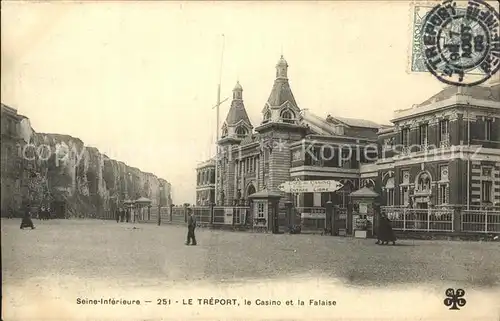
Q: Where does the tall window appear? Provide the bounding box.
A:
[384,177,395,206]
[257,202,265,218]
[439,119,449,146]
[401,128,410,147]
[386,188,395,206]
[481,181,492,203]
[419,123,428,146]
[485,119,492,140]
[400,186,409,206]
[438,184,449,204]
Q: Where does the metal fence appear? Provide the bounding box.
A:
[380,207,454,232]
[212,206,249,226]
[137,206,250,228]
[461,209,500,234]
[191,206,211,227]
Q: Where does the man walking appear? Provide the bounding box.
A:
[185,208,197,246]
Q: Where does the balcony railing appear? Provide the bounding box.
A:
[439,138,450,148]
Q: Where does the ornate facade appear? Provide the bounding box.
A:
[195,57,500,209]
[369,84,500,209]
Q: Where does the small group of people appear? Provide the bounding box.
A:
[115,207,130,223]
[38,207,52,220]
[375,213,396,245]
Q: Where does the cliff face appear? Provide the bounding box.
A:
[1,105,172,217]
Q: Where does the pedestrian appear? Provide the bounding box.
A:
[185,208,197,246]
[376,213,396,245]
[7,205,14,219]
[20,205,36,230]
[115,207,120,223]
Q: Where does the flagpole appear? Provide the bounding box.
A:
[214,34,225,205]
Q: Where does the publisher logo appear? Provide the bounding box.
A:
[444,288,466,310]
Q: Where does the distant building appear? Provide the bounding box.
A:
[196,56,500,209]
[195,158,215,205]
[1,104,26,214]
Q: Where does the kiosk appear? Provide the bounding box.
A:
[349,187,379,238]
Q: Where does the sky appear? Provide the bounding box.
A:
[2,1,497,204]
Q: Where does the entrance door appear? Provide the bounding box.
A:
[51,201,65,219]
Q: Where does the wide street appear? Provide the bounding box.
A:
[2,218,500,320]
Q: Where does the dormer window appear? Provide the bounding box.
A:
[221,124,228,138]
[263,110,271,123]
[281,109,295,124]
[235,126,247,138]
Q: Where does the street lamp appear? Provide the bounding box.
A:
[158,183,164,226]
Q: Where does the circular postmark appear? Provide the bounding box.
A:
[421,0,500,86]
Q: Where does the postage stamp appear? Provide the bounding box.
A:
[411,0,500,86]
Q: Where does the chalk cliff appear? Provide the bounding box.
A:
[0,104,172,217]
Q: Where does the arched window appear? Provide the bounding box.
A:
[221,124,228,138]
[235,126,247,138]
[384,177,395,206]
[281,109,295,123]
[364,179,375,188]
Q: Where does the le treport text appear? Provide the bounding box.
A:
[76,298,337,307]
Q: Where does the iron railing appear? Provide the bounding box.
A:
[380,207,454,232]
[213,206,249,226]
[461,209,500,234]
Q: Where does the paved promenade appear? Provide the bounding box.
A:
[2,219,500,320]
[3,218,499,286]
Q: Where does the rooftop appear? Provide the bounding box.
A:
[329,116,380,129]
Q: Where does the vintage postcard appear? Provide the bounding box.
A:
[1,0,499,320]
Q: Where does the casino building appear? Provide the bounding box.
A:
[196,56,500,210]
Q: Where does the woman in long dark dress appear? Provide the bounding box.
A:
[20,206,35,230]
[376,214,396,245]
